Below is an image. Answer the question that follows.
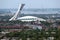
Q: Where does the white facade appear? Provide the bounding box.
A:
[9,4,25,21]
[17,16,46,22]
[9,4,46,22]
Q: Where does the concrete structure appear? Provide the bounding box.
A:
[9,4,46,22]
[17,16,46,22]
[9,4,25,21]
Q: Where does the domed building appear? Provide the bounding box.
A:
[17,16,46,22]
[9,4,46,22]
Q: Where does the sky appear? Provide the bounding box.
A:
[0,0,60,9]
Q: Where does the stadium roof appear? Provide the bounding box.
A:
[17,16,46,22]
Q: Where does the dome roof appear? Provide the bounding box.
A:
[18,16,37,19]
[17,16,46,22]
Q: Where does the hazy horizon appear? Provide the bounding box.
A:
[0,8,60,14]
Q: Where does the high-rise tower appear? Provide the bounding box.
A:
[9,4,25,21]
